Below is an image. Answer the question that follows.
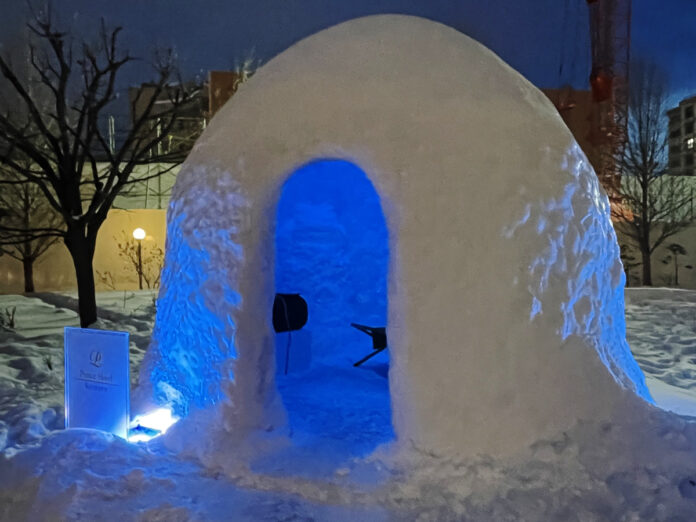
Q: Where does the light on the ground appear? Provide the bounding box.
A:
[132,227,146,240]
[128,408,179,443]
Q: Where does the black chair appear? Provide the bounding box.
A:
[351,323,387,367]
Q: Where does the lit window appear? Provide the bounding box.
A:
[688,138,695,150]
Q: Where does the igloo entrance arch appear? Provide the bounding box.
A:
[273,159,393,456]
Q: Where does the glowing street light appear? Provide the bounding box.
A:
[132,228,146,289]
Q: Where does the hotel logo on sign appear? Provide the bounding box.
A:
[90,350,103,368]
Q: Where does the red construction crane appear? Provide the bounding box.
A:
[586,0,632,200]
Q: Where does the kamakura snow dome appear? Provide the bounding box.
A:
[137,14,651,458]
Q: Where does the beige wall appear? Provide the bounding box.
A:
[0,209,166,294]
[616,223,696,288]
[5,206,696,294]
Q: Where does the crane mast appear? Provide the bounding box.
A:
[586,0,632,200]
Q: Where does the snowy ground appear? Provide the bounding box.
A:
[0,291,156,451]
[1,289,696,520]
[625,288,696,418]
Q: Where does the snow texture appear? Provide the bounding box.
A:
[1,290,696,520]
[625,288,696,417]
[139,14,651,460]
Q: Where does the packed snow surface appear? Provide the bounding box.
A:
[625,288,696,418]
[1,289,696,520]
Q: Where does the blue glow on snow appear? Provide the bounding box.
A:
[147,169,246,418]
[274,159,394,454]
[148,214,225,416]
[529,143,653,401]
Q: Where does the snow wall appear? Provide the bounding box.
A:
[138,14,651,458]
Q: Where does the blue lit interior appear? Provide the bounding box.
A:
[273,159,394,458]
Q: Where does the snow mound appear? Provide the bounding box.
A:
[3,408,696,521]
[1,290,696,519]
[139,14,650,460]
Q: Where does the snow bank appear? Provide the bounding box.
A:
[1,290,696,519]
[140,14,650,460]
[0,292,155,452]
[3,403,696,521]
[625,287,696,416]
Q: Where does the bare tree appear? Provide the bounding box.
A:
[661,243,691,287]
[115,230,164,289]
[613,61,692,285]
[0,7,195,325]
[619,243,641,287]
[0,163,61,292]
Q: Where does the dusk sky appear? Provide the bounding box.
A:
[0,0,694,104]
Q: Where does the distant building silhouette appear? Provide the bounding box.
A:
[542,87,604,178]
[128,71,248,160]
[208,70,245,117]
[667,95,696,176]
[128,82,209,160]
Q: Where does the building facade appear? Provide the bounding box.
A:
[128,83,209,159]
[542,88,603,174]
[668,95,696,176]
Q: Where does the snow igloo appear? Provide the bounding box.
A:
[138,14,651,460]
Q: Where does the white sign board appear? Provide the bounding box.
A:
[64,327,130,439]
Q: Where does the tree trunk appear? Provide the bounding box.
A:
[641,249,652,286]
[66,231,98,327]
[22,257,35,293]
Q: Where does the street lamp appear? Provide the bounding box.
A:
[132,228,146,290]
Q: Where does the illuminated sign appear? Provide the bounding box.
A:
[64,327,130,439]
